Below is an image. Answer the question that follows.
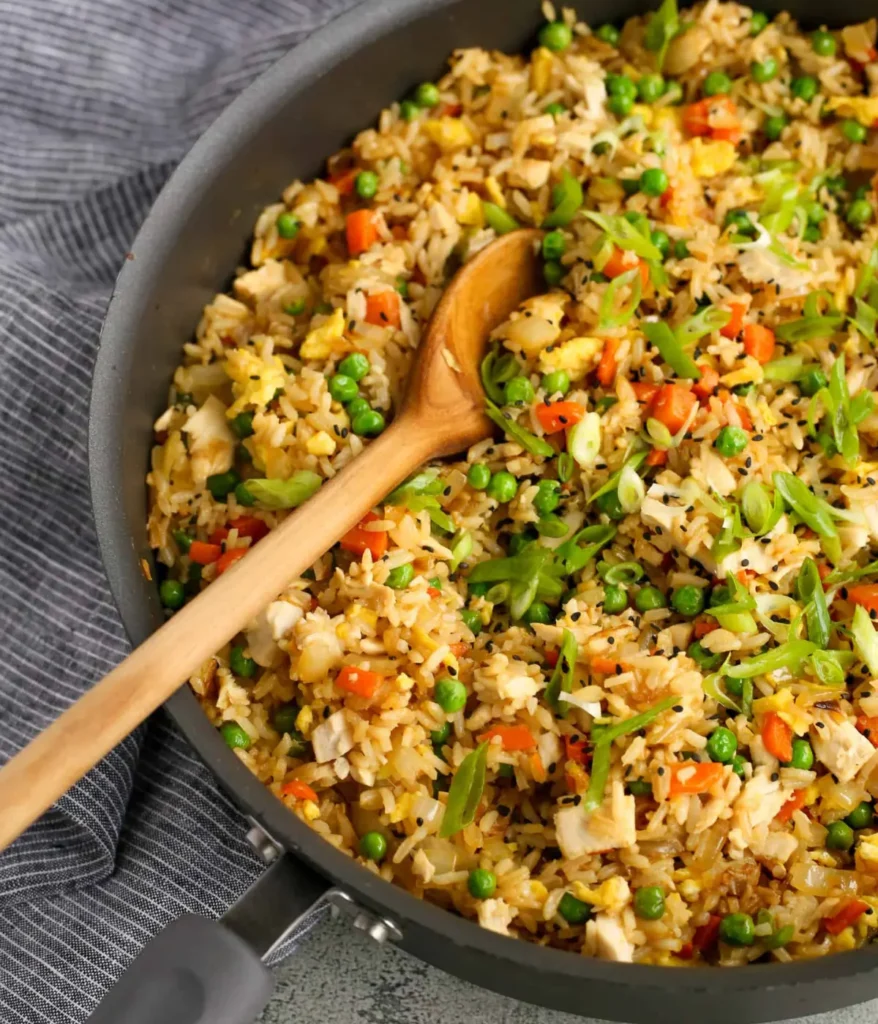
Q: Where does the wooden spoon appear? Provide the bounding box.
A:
[0,228,542,851]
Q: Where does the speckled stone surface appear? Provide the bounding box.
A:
[259,916,878,1024]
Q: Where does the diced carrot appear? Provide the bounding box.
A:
[646,448,668,467]
[817,562,831,583]
[848,584,878,614]
[535,401,585,434]
[659,186,674,209]
[683,96,741,142]
[692,365,720,401]
[596,339,618,388]
[602,247,650,288]
[631,381,661,403]
[329,167,359,195]
[346,209,380,256]
[565,763,589,793]
[189,541,222,565]
[737,569,756,585]
[480,724,537,751]
[776,788,808,823]
[668,761,725,797]
[734,402,753,431]
[336,665,382,699]
[364,290,401,329]
[692,914,722,953]
[427,586,442,598]
[450,642,470,658]
[650,384,697,435]
[564,735,589,764]
[282,780,319,802]
[390,224,408,240]
[440,102,463,117]
[530,751,547,782]
[824,900,869,936]
[230,516,269,542]
[545,649,560,668]
[679,942,695,960]
[340,511,388,560]
[590,656,623,675]
[856,713,878,748]
[762,711,793,763]
[693,616,718,639]
[742,323,776,364]
[720,301,747,339]
[216,547,248,574]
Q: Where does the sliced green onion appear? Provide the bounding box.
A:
[674,305,731,348]
[588,450,648,506]
[245,472,322,509]
[773,471,841,564]
[450,530,473,572]
[726,639,817,679]
[485,398,554,458]
[543,169,584,228]
[645,417,673,448]
[583,211,662,261]
[480,345,520,404]
[641,321,701,379]
[557,452,574,483]
[741,481,775,535]
[808,650,850,687]
[618,462,646,513]
[703,671,742,712]
[568,412,602,468]
[852,604,878,676]
[599,268,642,329]
[643,0,680,70]
[483,202,520,235]
[599,561,645,586]
[545,628,579,716]
[439,743,488,837]
[796,558,831,648]
[555,525,617,575]
[763,356,809,382]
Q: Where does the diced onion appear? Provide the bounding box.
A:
[789,861,859,896]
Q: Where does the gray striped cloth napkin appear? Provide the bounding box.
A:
[0,1,359,1019]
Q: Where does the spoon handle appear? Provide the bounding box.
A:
[0,416,434,852]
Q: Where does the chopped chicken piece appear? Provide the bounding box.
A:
[554,782,635,858]
[182,395,235,487]
[588,915,634,962]
[311,710,353,763]
[811,713,876,783]
[733,767,788,835]
[266,601,303,642]
[477,898,516,936]
[233,259,287,304]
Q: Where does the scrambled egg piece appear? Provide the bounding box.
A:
[825,96,878,125]
[423,117,474,152]
[538,335,603,379]
[689,138,737,178]
[495,293,566,357]
[572,876,631,913]
[530,46,553,94]
[753,687,811,736]
[300,307,346,360]
[485,176,506,208]
[306,431,336,456]
[389,793,413,824]
[456,191,483,226]
[856,833,878,876]
[224,347,287,416]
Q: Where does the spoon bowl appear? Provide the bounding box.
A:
[0,228,542,851]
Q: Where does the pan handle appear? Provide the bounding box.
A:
[88,854,330,1024]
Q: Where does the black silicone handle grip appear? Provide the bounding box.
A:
[88,914,273,1024]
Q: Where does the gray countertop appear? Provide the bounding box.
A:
[259,916,878,1024]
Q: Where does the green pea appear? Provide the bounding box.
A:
[508,530,535,556]
[505,376,535,405]
[707,727,738,763]
[539,20,573,51]
[663,80,684,105]
[637,73,665,103]
[544,101,567,118]
[283,299,306,316]
[232,412,255,438]
[826,820,854,851]
[558,892,592,924]
[842,120,868,144]
[434,677,467,713]
[173,530,193,554]
[233,482,254,507]
[710,585,731,607]
[847,199,873,228]
[272,703,298,734]
[619,177,640,196]
[635,586,666,613]
[346,396,371,419]
[634,886,666,920]
[731,754,747,778]
[592,140,612,156]
[720,912,755,946]
[543,260,565,287]
[359,830,388,860]
[400,99,419,121]
[791,75,818,102]
[751,57,778,83]
[328,373,359,403]
[603,585,629,614]
[467,463,492,490]
[607,74,637,99]
[497,762,516,779]
[386,563,415,589]
[674,239,691,259]
[627,779,653,796]
[469,581,491,597]
[671,585,706,618]
[431,721,452,746]
[352,409,386,437]
[786,737,814,770]
[159,579,185,610]
[355,170,380,199]
[220,722,251,750]
[763,114,789,141]
[468,868,497,899]
[688,641,723,671]
[608,92,634,118]
[542,370,570,397]
[811,30,836,57]
[207,469,240,501]
[639,167,669,197]
[725,676,745,697]
[650,229,671,260]
[803,224,822,243]
[803,201,826,226]
[624,210,650,231]
[596,489,626,521]
[523,601,552,625]
[846,801,874,830]
[733,382,755,398]
[461,609,483,635]
[185,563,202,595]
[594,23,620,45]
[534,479,561,516]
[414,82,441,108]
[395,277,409,298]
[750,11,769,34]
[703,71,732,96]
[854,184,870,200]
[230,644,257,678]
[338,353,371,381]
[487,470,517,503]
[724,208,756,237]
[542,230,566,262]
[715,425,749,458]
[276,212,300,239]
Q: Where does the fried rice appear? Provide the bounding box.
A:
[147,0,878,965]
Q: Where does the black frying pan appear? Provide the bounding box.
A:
[88,0,878,1021]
